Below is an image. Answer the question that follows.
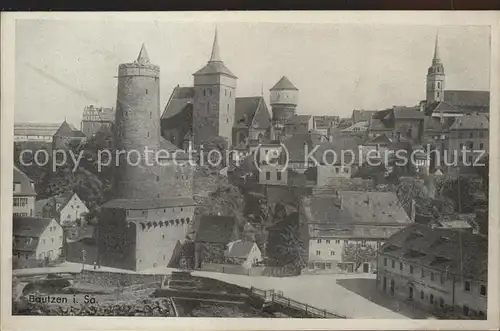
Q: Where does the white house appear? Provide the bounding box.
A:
[225,240,262,268]
[13,216,64,268]
[35,192,89,226]
[13,166,37,217]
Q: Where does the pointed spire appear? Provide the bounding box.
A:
[136,43,150,64]
[433,32,441,63]
[209,27,222,62]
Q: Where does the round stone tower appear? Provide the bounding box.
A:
[270,76,298,139]
[113,44,162,200]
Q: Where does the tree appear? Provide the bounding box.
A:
[341,243,377,271]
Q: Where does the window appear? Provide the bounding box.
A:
[203,89,206,97]
[361,240,367,247]
[315,250,321,256]
[459,143,464,149]
[464,281,471,292]
[391,260,395,268]
[146,89,148,94]
[480,284,486,296]
[384,258,387,266]
[430,294,434,304]
[266,172,271,180]
[330,251,335,256]
[479,143,484,149]
[325,240,331,244]
[439,298,445,308]
[399,262,403,271]
[463,305,469,316]
[479,132,484,138]
[420,290,424,300]
[317,239,322,244]
[469,132,473,138]
[410,265,414,274]
[277,172,282,181]
[430,272,434,281]
[156,176,160,182]
[335,240,340,244]
[344,240,349,244]
[225,90,227,96]
[51,238,54,243]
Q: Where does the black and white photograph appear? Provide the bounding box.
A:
[1,11,498,331]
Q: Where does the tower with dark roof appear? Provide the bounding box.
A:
[426,34,445,105]
[99,44,196,271]
[192,29,237,147]
[269,76,298,139]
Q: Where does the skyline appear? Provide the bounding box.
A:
[15,20,490,127]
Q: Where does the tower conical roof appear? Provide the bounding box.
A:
[270,76,298,91]
[432,33,441,64]
[193,29,236,78]
[209,28,222,62]
[136,43,150,64]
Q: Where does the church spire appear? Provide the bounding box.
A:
[136,43,150,64]
[432,32,441,64]
[209,27,222,62]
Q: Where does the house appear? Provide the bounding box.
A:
[377,224,487,319]
[301,191,413,272]
[313,115,339,136]
[283,115,314,135]
[446,112,489,167]
[193,215,239,269]
[225,240,263,267]
[368,106,425,142]
[14,122,60,143]
[52,120,87,150]
[81,105,115,139]
[35,192,89,227]
[13,216,64,269]
[13,166,37,217]
[352,110,377,124]
[340,121,369,138]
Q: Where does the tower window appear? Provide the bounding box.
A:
[146,89,148,94]
[229,91,232,97]
[437,92,440,98]
[437,82,440,89]
[203,89,206,97]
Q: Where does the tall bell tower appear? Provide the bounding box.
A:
[192,29,237,147]
[426,34,445,105]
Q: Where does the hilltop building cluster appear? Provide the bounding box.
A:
[12,30,489,319]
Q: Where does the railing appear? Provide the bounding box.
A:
[250,286,346,319]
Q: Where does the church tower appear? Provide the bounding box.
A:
[270,76,298,140]
[426,34,445,105]
[193,29,237,147]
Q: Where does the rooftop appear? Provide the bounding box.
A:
[194,215,237,244]
[13,166,37,196]
[449,112,489,130]
[270,76,298,91]
[381,223,488,281]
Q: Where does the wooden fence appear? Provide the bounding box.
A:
[250,286,346,319]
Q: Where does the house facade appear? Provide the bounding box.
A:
[13,166,37,217]
[225,240,263,268]
[301,191,413,272]
[81,105,114,139]
[377,224,487,319]
[13,216,64,269]
[36,192,89,227]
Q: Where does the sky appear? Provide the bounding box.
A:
[15,20,490,127]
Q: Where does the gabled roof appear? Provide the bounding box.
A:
[449,113,489,130]
[340,121,369,132]
[54,121,86,138]
[270,76,298,91]
[381,223,487,281]
[444,90,490,111]
[352,110,378,124]
[161,86,194,120]
[13,216,54,238]
[428,101,463,114]
[285,114,312,125]
[194,215,237,244]
[393,106,424,119]
[225,240,256,259]
[234,96,271,129]
[13,166,37,196]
